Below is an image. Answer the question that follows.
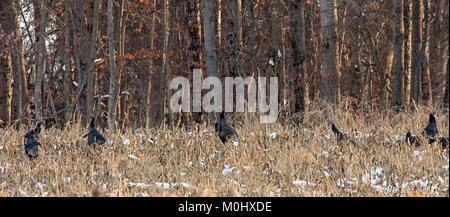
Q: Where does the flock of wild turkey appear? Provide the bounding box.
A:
[328,110,449,148]
[23,110,448,159]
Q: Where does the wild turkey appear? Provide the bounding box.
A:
[213,112,237,144]
[33,120,44,139]
[24,130,41,159]
[405,130,421,146]
[83,114,106,145]
[328,121,344,141]
[328,121,356,145]
[422,110,438,144]
[438,137,449,149]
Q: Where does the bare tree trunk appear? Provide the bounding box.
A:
[116,0,125,126]
[334,0,341,106]
[384,46,394,110]
[392,0,405,111]
[86,0,100,117]
[64,0,72,123]
[290,0,306,114]
[246,0,258,84]
[411,0,422,105]
[445,59,449,107]
[1,0,30,126]
[163,0,172,126]
[35,0,48,121]
[202,0,219,121]
[435,0,448,105]
[107,0,117,131]
[235,0,243,77]
[421,0,432,106]
[319,0,337,104]
[146,0,156,128]
[0,48,12,126]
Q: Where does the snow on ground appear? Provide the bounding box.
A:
[128,154,139,160]
[222,165,236,176]
[269,132,278,139]
[293,180,316,187]
[122,137,130,145]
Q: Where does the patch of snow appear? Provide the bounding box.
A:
[268,58,274,65]
[35,182,46,188]
[324,134,331,140]
[155,182,177,189]
[337,177,357,187]
[128,154,138,160]
[210,151,221,158]
[269,132,277,139]
[128,182,152,189]
[122,137,130,145]
[232,141,239,147]
[222,165,236,176]
[276,188,282,196]
[318,151,329,158]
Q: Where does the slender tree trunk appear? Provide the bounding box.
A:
[146,0,157,128]
[1,0,30,126]
[334,0,341,106]
[445,59,449,107]
[86,0,100,117]
[185,0,202,123]
[162,0,172,126]
[420,0,431,106]
[437,0,449,105]
[411,0,422,105]
[246,0,258,87]
[107,0,117,131]
[391,0,405,111]
[202,0,219,121]
[235,0,243,77]
[0,47,12,126]
[64,0,72,123]
[35,0,48,121]
[319,0,337,104]
[116,0,125,126]
[290,0,306,114]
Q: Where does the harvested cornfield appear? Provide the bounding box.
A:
[0,107,448,197]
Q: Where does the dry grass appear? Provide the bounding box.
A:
[0,105,448,197]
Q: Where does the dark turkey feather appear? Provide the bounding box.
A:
[214,112,237,144]
[85,115,106,145]
[24,130,41,159]
[423,111,438,142]
[328,121,344,141]
[405,130,421,146]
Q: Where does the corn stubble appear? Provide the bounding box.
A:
[0,106,448,197]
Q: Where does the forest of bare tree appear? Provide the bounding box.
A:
[0,0,449,198]
[0,0,448,129]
